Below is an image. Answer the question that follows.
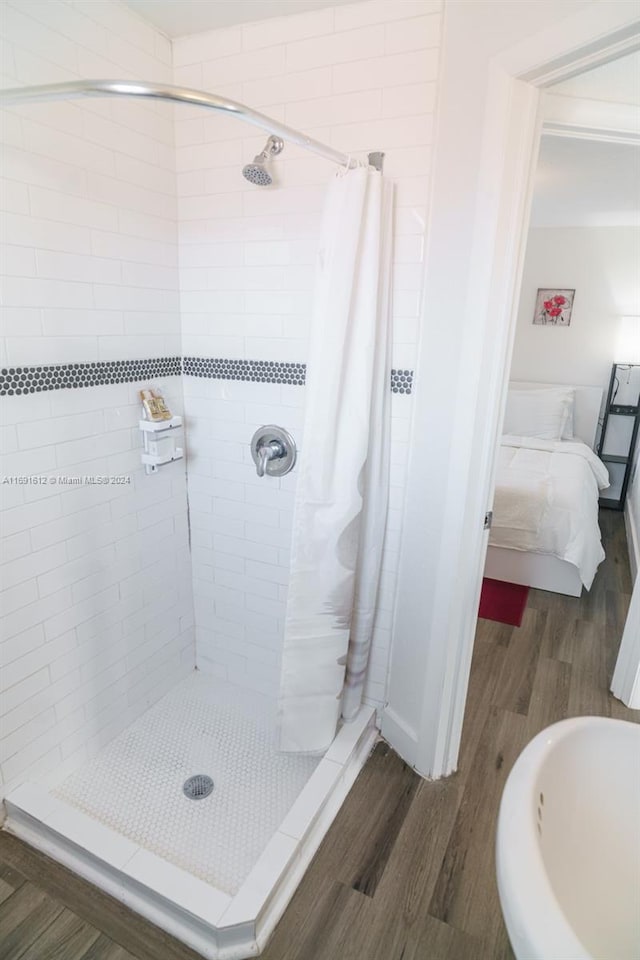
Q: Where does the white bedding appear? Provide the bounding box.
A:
[490,435,610,589]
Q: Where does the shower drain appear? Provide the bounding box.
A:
[183,774,214,800]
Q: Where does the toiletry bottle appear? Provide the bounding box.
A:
[140,389,172,421]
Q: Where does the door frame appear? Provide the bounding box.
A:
[382,2,640,778]
[612,577,640,708]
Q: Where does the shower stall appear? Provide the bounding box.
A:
[1,76,392,959]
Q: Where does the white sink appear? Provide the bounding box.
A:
[496,717,640,959]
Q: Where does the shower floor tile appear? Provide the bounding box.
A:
[54,673,319,895]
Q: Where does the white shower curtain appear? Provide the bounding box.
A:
[277,165,393,753]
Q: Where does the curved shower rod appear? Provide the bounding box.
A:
[0,78,353,169]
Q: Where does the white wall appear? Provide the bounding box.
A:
[0,0,195,798]
[173,0,440,703]
[510,226,640,391]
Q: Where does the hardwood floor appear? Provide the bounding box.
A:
[1,511,637,960]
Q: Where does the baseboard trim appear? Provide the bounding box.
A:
[379,707,419,769]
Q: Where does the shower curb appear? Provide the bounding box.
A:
[3,706,378,960]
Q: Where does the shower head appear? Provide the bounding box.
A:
[243,160,273,186]
[242,135,284,186]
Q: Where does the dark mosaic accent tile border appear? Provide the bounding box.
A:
[0,356,181,396]
[391,369,413,394]
[184,358,414,394]
[183,356,306,386]
[1,355,414,396]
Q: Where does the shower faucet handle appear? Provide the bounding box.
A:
[250,426,296,478]
[256,440,283,477]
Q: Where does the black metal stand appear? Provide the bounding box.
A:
[598,363,640,510]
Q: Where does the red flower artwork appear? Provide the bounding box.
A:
[534,288,575,326]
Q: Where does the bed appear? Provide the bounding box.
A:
[484,381,610,597]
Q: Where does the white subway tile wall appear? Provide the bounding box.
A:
[0,1,194,796]
[174,1,440,703]
[1,0,439,796]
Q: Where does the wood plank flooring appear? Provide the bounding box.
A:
[1,510,638,960]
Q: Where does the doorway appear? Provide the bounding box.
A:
[474,52,640,721]
[383,3,640,779]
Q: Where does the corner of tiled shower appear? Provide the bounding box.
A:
[0,0,193,806]
[1,0,439,953]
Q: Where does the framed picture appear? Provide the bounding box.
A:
[533,288,575,326]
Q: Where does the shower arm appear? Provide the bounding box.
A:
[0,79,354,170]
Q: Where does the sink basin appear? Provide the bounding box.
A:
[496,717,640,959]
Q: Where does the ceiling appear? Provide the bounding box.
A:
[551,50,640,106]
[530,136,640,228]
[121,0,358,37]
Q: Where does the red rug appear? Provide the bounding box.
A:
[478,577,529,627]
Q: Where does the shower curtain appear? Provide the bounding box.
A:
[277,165,393,753]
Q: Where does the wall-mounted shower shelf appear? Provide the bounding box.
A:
[139,415,183,432]
[139,416,184,473]
[141,448,184,467]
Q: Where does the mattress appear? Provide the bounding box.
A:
[489,435,610,589]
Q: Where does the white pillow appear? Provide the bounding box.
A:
[560,389,575,439]
[523,385,576,439]
[504,387,575,441]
